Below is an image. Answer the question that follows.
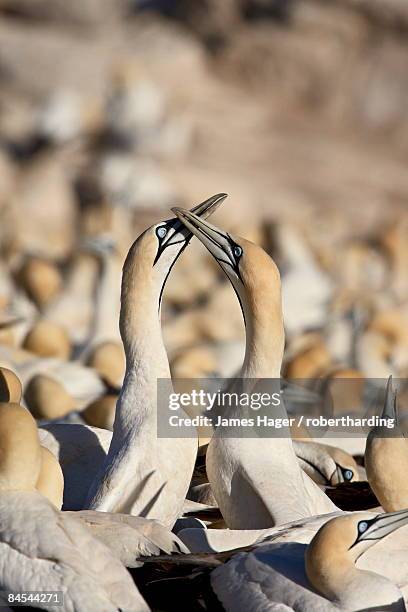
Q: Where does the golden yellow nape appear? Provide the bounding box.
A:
[0,367,22,403]
[305,511,407,610]
[36,446,64,510]
[0,402,42,491]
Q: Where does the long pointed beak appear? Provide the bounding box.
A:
[172,207,235,268]
[163,194,227,246]
[362,508,408,543]
[382,375,398,422]
[190,193,228,220]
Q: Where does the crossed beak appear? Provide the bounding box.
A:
[153,194,228,265]
[168,193,228,245]
[172,207,237,270]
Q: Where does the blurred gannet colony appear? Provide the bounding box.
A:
[0,0,407,610]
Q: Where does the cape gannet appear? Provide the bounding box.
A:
[173,207,337,529]
[365,376,407,512]
[210,509,408,611]
[293,439,358,486]
[0,401,149,611]
[84,194,227,525]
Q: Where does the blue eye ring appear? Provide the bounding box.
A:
[358,521,368,534]
[233,245,243,258]
[156,226,167,239]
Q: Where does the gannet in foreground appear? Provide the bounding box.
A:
[174,208,337,528]
[0,365,110,508]
[211,510,408,611]
[85,194,227,525]
[365,376,407,512]
[0,369,190,563]
[0,402,149,611]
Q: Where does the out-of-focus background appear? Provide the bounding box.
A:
[0,0,407,425]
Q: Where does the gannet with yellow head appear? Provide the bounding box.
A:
[173,207,337,528]
[365,376,408,512]
[0,401,149,611]
[85,194,227,526]
[306,510,408,610]
[0,367,65,508]
[209,509,408,611]
[294,439,359,486]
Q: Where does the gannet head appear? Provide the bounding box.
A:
[122,194,227,314]
[305,509,408,600]
[171,207,281,320]
[365,376,408,512]
[327,446,358,484]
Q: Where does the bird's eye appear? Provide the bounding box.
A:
[358,521,368,534]
[156,226,167,239]
[344,469,354,481]
[233,246,243,258]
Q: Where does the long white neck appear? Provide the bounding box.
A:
[240,286,284,380]
[112,251,170,442]
[85,247,173,509]
[237,274,337,516]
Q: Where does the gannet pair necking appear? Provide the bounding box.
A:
[41,195,347,525]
